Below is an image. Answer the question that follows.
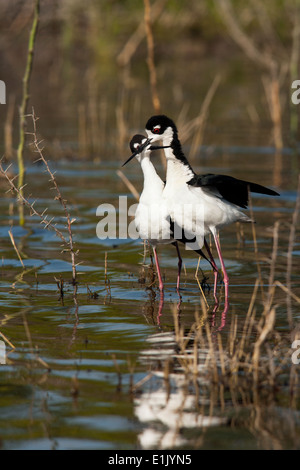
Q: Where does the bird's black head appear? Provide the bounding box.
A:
[145,114,193,170]
[145,115,177,139]
[129,134,147,154]
[122,134,149,167]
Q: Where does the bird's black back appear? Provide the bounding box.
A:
[187,174,279,209]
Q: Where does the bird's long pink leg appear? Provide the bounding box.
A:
[211,231,229,313]
[174,242,182,293]
[204,237,219,304]
[157,291,164,325]
[153,247,164,292]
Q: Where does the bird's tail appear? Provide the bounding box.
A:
[248,182,279,197]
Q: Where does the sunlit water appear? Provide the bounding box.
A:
[0,146,299,450]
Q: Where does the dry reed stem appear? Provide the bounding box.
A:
[275,281,300,305]
[144,0,161,114]
[0,330,15,350]
[217,333,226,377]
[289,363,299,409]
[132,372,153,392]
[252,307,276,383]
[263,221,280,313]
[228,314,238,357]
[172,304,181,346]
[195,257,209,308]
[116,88,128,157]
[117,0,166,67]
[22,310,50,370]
[204,320,218,382]
[218,0,287,152]
[262,75,283,151]
[218,0,276,70]
[8,229,25,268]
[250,0,284,49]
[267,221,280,289]
[87,68,101,156]
[234,278,260,363]
[286,174,300,325]
[248,190,265,301]
[116,170,140,201]
[78,102,88,158]
[188,74,222,160]
[143,0,166,169]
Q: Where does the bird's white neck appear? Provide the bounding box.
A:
[165,155,194,185]
[162,132,195,185]
[140,157,164,197]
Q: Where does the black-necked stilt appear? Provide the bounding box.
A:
[122,134,214,294]
[145,115,280,312]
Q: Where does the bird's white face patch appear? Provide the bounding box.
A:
[146,130,160,143]
[162,126,174,143]
[146,121,174,147]
[134,138,147,151]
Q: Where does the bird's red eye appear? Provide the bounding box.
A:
[153,127,160,134]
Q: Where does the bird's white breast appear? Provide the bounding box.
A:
[135,199,173,245]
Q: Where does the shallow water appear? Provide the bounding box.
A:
[0,146,299,450]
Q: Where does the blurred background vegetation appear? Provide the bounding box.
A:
[0,0,299,161]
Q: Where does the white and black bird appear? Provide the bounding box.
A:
[144,115,280,312]
[122,134,215,293]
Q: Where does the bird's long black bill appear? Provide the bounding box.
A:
[122,142,170,167]
[122,152,137,167]
[150,145,170,151]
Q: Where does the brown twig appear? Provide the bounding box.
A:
[0,110,78,286]
[248,189,265,301]
[117,0,166,67]
[188,74,222,160]
[195,257,209,308]
[218,0,276,70]
[144,0,161,114]
[116,169,140,202]
[286,174,300,326]
[0,330,15,350]
[218,0,286,152]
[0,160,66,243]
[29,109,77,284]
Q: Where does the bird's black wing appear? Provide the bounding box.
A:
[187,174,279,209]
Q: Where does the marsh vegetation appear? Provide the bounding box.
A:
[0,0,299,450]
